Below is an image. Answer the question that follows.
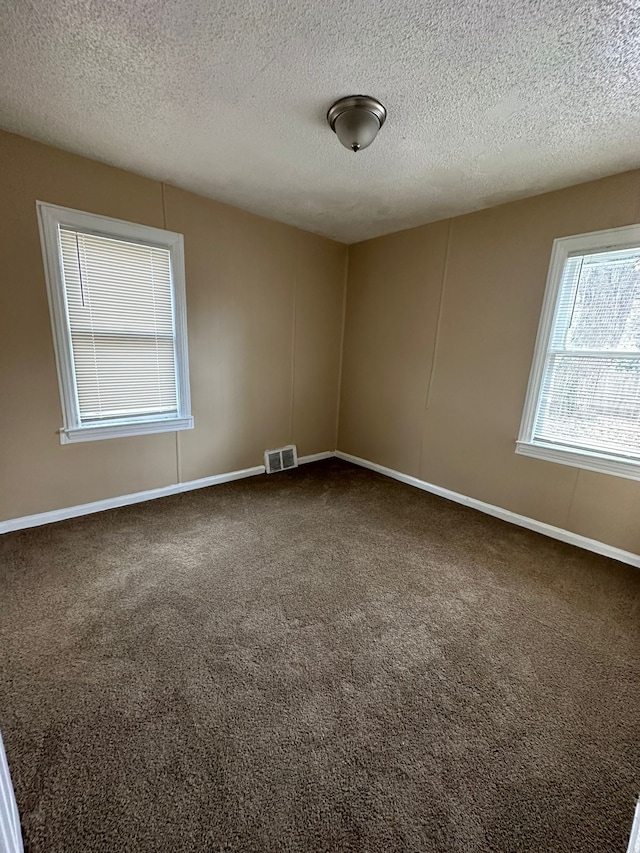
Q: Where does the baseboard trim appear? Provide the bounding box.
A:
[0,451,338,535]
[298,451,335,464]
[0,465,266,534]
[5,449,637,568]
[335,451,640,569]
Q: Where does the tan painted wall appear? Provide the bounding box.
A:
[339,171,640,554]
[0,130,346,521]
[3,126,639,554]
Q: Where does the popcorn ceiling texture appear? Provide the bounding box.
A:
[1,0,640,243]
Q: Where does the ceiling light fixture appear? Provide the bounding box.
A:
[327,95,387,153]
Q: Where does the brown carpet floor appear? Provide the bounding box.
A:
[0,458,639,852]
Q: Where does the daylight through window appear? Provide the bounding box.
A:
[38,202,193,443]
[517,226,640,480]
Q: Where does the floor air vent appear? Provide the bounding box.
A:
[264,445,298,474]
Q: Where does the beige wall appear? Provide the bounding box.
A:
[339,171,640,554]
[0,130,346,521]
[2,126,639,555]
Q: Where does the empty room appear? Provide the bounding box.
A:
[1,1,639,851]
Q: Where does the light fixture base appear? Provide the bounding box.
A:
[327,95,387,133]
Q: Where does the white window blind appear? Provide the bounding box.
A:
[38,202,193,444]
[534,247,640,458]
[517,225,640,480]
[60,228,178,423]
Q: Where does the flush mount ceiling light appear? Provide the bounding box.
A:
[327,95,387,152]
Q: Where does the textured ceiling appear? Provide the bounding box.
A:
[1,0,640,243]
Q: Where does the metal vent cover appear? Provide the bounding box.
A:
[264,445,298,474]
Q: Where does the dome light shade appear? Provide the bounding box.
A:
[327,95,387,152]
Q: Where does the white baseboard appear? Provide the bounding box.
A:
[0,450,337,535]
[335,451,640,569]
[0,465,265,534]
[4,448,638,569]
[298,451,334,464]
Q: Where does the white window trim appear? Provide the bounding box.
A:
[516,223,640,482]
[37,201,194,444]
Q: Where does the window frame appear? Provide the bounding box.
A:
[516,223,640,482]
[37,201,194,444]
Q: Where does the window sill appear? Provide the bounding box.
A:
[515,440,640,482]
[60,416,194,444]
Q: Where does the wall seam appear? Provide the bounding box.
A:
[290,269,297,445]
[565,468,581,530]
[418,218,453,478]
[334,245,350,450]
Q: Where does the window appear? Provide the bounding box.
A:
[517,224,640,480]
[37,202,193,443]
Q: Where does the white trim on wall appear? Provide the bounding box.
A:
[297,451,334,464]
[516,224,640,481]
[515,439,640,481]
[627,798,640,853]
[2,449,638,568]
[0,451,334,534]
[0,466,265,534]
[0,732,23,853]
[37,201,194,444]
[335,451,640,568]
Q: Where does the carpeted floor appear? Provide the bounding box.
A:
[0,458,639,852]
